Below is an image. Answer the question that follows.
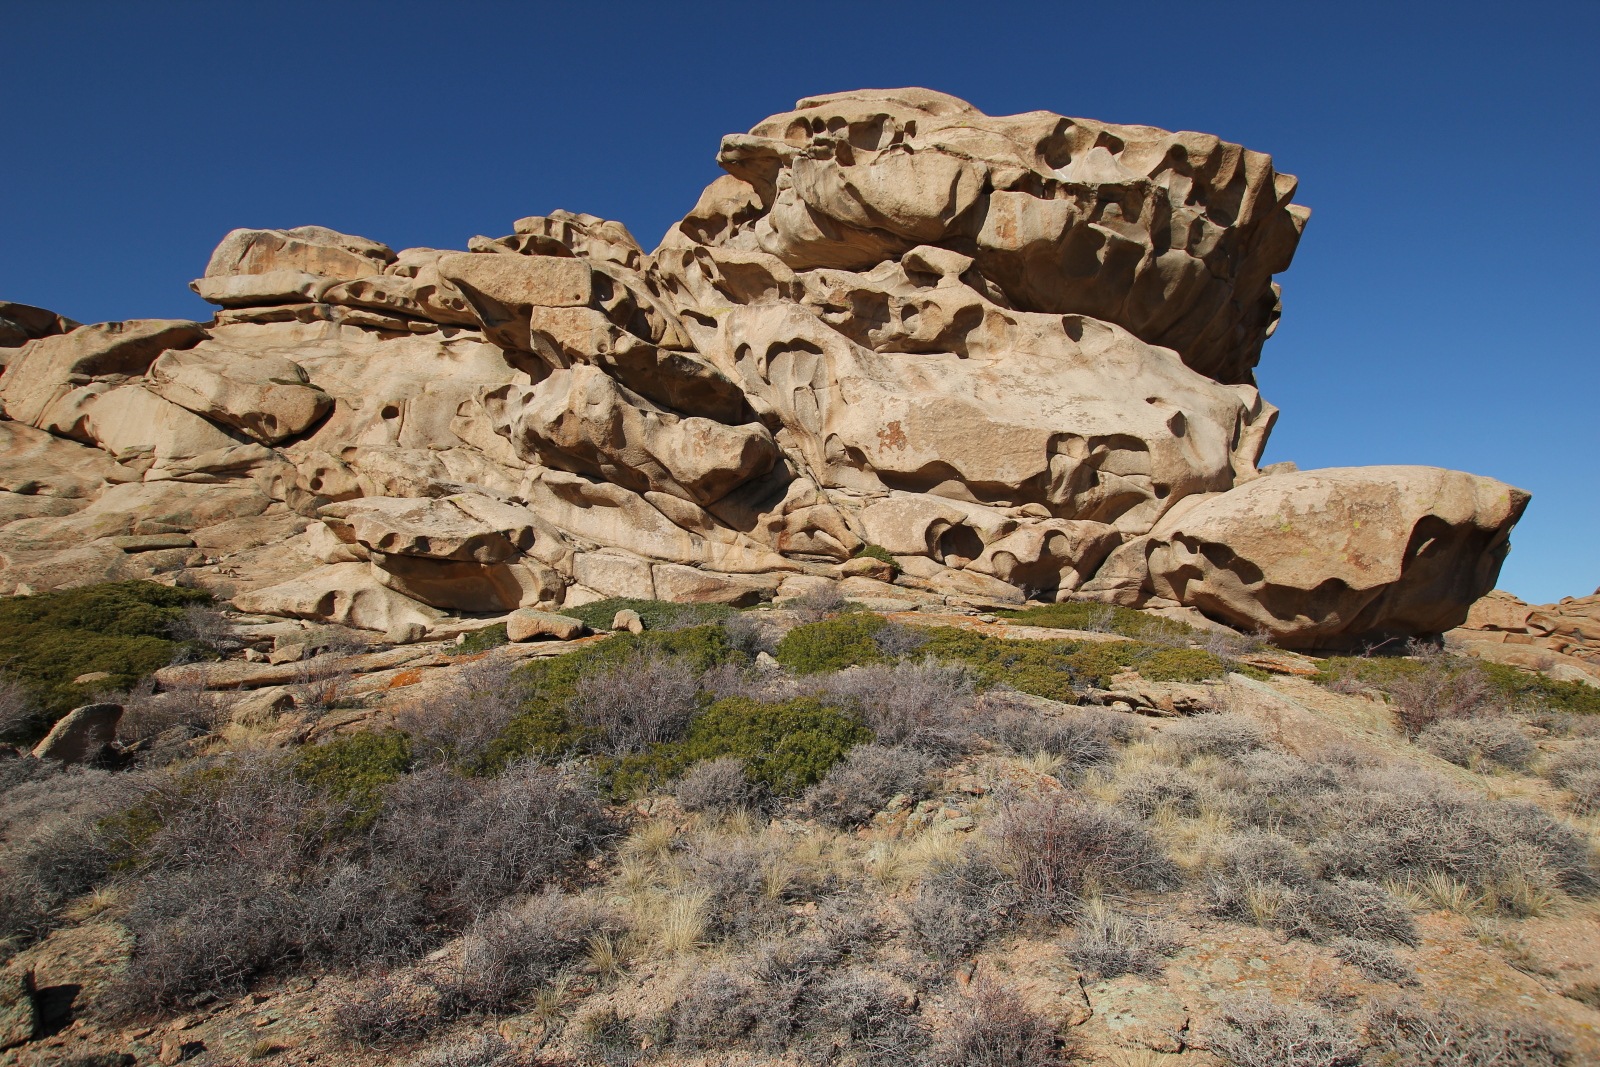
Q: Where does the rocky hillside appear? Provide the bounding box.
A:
[0,88,1528,652]
[1,89,1595,1067]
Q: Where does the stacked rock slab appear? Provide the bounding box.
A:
[1448,589,1600,684]
[0,89,1528,647]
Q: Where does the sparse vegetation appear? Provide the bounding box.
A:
[564,597,737,632]
[449,623,507,656]
[803,743,933,826]
[1365,998,1571,1066]
[1210,992,1362,1067]
[1418,717,1535,770]
[1318,645,1600,721]
[998,600,1193,641]
[934,980,1067,1067]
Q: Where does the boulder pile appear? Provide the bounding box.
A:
[0,89,1529,647]
[1448,588,1600,683]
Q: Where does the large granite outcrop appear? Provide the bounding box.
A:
[0,90,1527,647]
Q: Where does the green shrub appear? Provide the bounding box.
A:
[853,543,900,575]
[1316,654,1600,717]
[774,614,889,674]
[563,597,737,632]
[997,601,1193,641]
[294,732,413,821]
[0,580,214,737]
[450,623,508,656]
[486,625,745,771]
[916,628,1246,702]
[612,696,871,797]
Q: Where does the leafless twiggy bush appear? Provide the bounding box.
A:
[439,892,615,1014]
[570,650,700,756]
[166,603,236,652]
[393,655,528,770]
[986,696,1137,775]
[0,676,36,742]
[791,586,846,623]
[1212,750,1340,830]
[1117,765,1211,818]
[407,1032,552,1067]
[1209,992,1362,1067]
[1543,740,1600,815]
[1418,717,1535,771]
[1331,936,1415,983]
[1385,645,1502,737]
[1159,712,1270,761]
[808,659,976,757]
[933,980,1067,1067]
[873,621,931,658]
[993,792,1178,916]
[675,756,765,815]
[907,849,1020,961]
[1364,998,1571,1066]
[803,743,933,827]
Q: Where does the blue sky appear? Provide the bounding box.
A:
[2,1,1594,603]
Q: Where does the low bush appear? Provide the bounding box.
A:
[294,731,413,822]
[806,659,977,755]
[1417,717,1535,771]
[1364,998,1571,1066]
[439,892,613,1014]
[623,696,871,797]
[1117,765,1210,818]
[1314,767,1597,904]
[107,754,606,1015]
[487,625,745,770]
[674,756,766,815]
[330,973,446,1047]
[790,586,848,624]
[394,655,529,772]
[571,650,701,757]
[1543,741,1600,815]
[803,743,933,827]
[854,543,898,569]
[668,925,913,1062]
[775,614,890,675]
[0,764,149,952]
[998,601,1192,642]
[564,598,736,632]
[993,792,1177,916]
[933,980,1066,1067]
[407,1032,551,1067]
[0,580,215,738]
[1209,992,1361,1067]
[1159,712,1270,760]
[1212,750,1339,831]
[906,849,1020,961]
[986,697,1134,774]
[1319,647,1600,722]
[1331,936,1414,983]
[1062,899,1178,979]
[679,833,828,941]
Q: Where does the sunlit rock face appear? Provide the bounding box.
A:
[0,89,1525,646]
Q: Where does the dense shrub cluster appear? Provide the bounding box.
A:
[0,581,214,738]
[85,753,608,1014]
[993,792,1178,916]
[1318,647,1600,718]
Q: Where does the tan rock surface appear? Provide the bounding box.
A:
[1126,466,1529,646]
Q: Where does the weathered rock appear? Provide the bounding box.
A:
[485,365,778,507]
[505,609,586,642]
[0,319,207,428]
[1120,466,1529,647]
[146,348,332,444]
[31,702,122,763]
[0,301,79,348]
[661,88,1306,386]
[232,562,444,632]
[201,225,395,282]
[612,608,645,634]
[0,420,132,498]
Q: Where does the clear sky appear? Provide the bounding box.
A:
[2,1,1594,604]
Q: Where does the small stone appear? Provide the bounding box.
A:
[383,621,427,645]
[266,642,306,665]
[755,651,780,671]
[242,648,267,662]
[612,608,645,634]
[505,609,586,642]
[841,556,895,581]
[72,670,113,686]
[978,613,998,623]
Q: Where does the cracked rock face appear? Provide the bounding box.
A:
[0,89,1526,646]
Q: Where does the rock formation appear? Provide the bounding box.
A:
[0,89,1528,647]
[1448,587,1600,683]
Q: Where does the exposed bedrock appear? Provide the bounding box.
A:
[0,90,1525,646]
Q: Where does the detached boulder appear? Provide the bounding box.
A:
[146,348,332,444]
[506,609,586,642]
[31,702,122,764]
[1135,466,1529,647]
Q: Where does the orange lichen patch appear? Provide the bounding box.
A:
[385,668,424,689]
